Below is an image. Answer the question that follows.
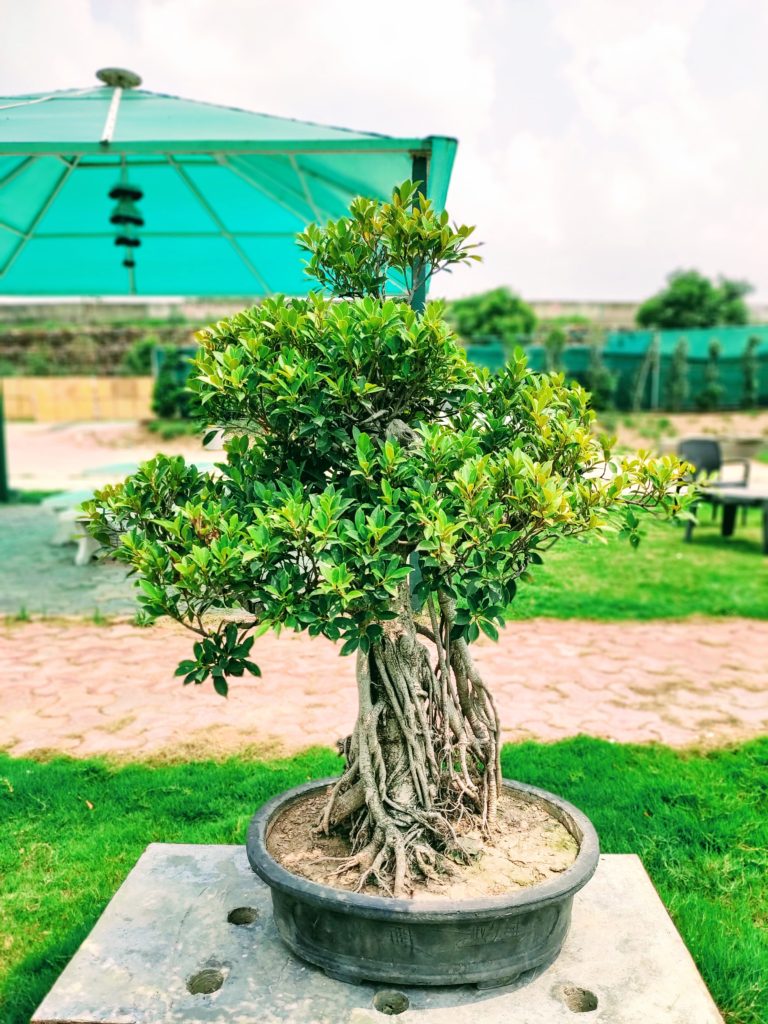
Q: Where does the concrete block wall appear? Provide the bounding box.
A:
[3,376,153,421]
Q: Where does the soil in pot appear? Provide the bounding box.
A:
[267,787,578,900]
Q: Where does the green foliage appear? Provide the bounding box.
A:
[629,338,660,412]
[447,286,536,348]
[544,314,592,331]
[151,345,201,420]
[695,339,724,411]
[556,327,615,411]
[297,180,478,305]
[120,335,157,375]
[543,326,566,372]
[666,339,690,411]
[10,489,60,505]
[742,336,760,409]
[582,337,616,411]
[87,184,690,690]
[24,342,65,377]
[146,418,203,440]
[536,315,593,367]
[637,270,752,330]
[1,739,766,1024]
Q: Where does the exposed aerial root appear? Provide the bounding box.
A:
[317,586,502,895]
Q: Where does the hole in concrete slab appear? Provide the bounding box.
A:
[227,906,259,925]
[561,985,598,1012]
[373,989,410,1015]
[187,968,224,995]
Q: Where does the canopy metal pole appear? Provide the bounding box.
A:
[95,67,142,146]
[407,151,430,593]
[651,332,661,411]
[100,87,123,145]
[410,153,429,313]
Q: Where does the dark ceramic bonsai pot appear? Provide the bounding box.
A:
[247,777,599,988]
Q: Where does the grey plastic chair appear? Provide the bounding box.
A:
[677,438,750,486]
[678,437,750,527]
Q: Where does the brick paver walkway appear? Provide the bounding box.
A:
[2,618,766,759]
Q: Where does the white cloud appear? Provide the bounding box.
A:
[444,0,768,301]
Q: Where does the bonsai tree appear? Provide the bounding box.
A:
[87,183,689,896]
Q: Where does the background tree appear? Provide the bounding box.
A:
[87,184,689,896]
[446,286,536,348]
[636,270,752,330]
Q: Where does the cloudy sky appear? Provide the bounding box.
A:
[2,0,766,302]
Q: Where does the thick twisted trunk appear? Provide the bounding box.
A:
[319,590,502,896]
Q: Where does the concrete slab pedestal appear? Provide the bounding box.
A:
[32,845,723,1024]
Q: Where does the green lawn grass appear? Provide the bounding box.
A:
[146,417,204,440]
[1,739,766,1024]
[508,512,768,620]
[10,490,60,505]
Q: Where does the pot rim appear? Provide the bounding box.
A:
[246,776,599,923]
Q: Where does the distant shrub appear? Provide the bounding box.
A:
[446,287,536,349]
[584,339,617,411]
[121,335,158,375]
[666,339,689,411]
[742,336,760,409]
[695,339,724,411]
[543,326,566,372]
[24,343,65,376]
[146,418,202,440]
[152,346,201,420]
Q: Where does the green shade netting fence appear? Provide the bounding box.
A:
[469,326,768,410]
[602,327,768,410]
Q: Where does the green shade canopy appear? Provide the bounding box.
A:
[0,74,457,297]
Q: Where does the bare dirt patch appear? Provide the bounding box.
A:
[268,787,578,900]
[599,410,768,458]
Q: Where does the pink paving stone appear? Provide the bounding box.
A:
[729,689,768,709]
[76,734,149,756]
[1,617,767,759]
